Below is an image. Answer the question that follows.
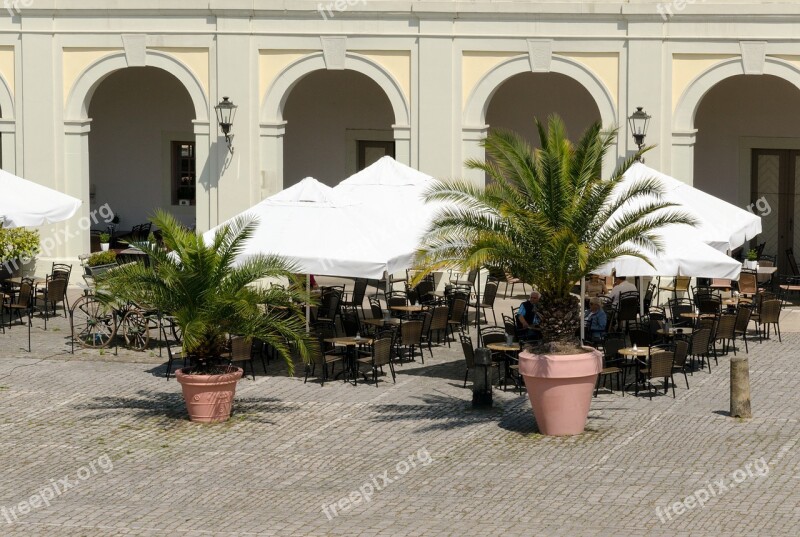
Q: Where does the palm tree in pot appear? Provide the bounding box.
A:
[97,210,314,422]
[414,115,695,434]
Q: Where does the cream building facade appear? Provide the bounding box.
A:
[3,1,800,272]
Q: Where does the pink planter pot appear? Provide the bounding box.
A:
[518,348,603,436]
[175,366,243,423]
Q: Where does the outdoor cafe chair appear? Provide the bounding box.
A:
[368,297,383,320]
[617,291,640,332]
[594,332,626,397]
[473,279,499,326]
[714,313,737,355]
[738,270,758,298]
[786,248,799,276]
[357,335,395,387]
[224,336,257,381]
[304,332,345,386]
[460,334,499,389]
[688,328,713,373]
[427,305,450,351]
[657,276,691,303]
[37,274,69,329]
[451,268,478,289]
[447,297,468,343]
[672,338,691,389]
[340,278,368,319]
[396,319,424,364]
[733,304,752,353]
[758,299,782,342]
[638,350,676,399]
[668,298,694,328]
[503,272,527,299]
[6,277,35,328]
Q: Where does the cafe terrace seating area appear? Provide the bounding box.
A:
[2,261,791,401]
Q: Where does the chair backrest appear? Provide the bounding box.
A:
[229,336,253,361]
[419,310,433,335]
[429,305,449,331]
[617,292,640,322]
[602,333,625,361]
[466,268,478,284]
[16,278,34,307]
[416,279,436,304]
[460,334,475,368]
[372,337,393,367]
[787,248,799,276]
[502,314,517,337]
[698,296,721,315]
[690,328,712,355]
[649,351,674,378]
[668,298,694,326]
[481,281,498,307]
[350,279,368,306]
[46,276,68,303]
[643,283,655,309]
[738,270,758,295]
[734,304,752,332]
[673,339,689,367]
[716,314,736,339]
[369,297,383,319]
[760,299,781,323]
[675,276,691,292]
[401,320,423,345]
[480,328,506,347]
[449,298,467,322]
[648,307,666,321]
[340,305,362,337]
[387,292,407,309]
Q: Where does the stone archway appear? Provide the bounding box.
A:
[462,54,618,184]
[63,50,211,255]
[671,57,800,185]
[259,52,411,194]
[0,72,17,173]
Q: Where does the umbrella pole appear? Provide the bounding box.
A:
[475,268,482,344]
[580,278,585,343]
[306,274,310,334]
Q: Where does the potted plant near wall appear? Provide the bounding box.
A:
[414,115,695,435]
[0,226,40,278]
[744,249,758,270]
[99,232,111,251]
[97,210,313,423]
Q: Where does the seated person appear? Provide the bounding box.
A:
[584,297,608,343]
[608,276,637,306]
[516,291,543,340]
[586,274,607,298]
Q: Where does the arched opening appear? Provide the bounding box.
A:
[694,74,800,270]
[88,66,196,245]
[486,71,602,148]
[282,69,395,187]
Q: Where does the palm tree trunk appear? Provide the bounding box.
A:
[538,294,581,345]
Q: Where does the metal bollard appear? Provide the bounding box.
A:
[472,347,493,408]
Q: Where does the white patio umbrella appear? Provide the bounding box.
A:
[334,156,442,278]
[623,163,761,252]
[0,169,82,228]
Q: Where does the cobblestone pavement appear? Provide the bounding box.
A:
[0,287,799,536]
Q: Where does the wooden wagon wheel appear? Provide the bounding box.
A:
[70,295,115,348]
[120,310,150,351]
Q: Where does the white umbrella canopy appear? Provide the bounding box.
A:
[596,224,743,279]
[203,177,391,279]
[623,163,761,252]
[334,156,442,276]
[0,169,82,227]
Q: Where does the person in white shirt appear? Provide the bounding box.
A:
[608,276,637,306]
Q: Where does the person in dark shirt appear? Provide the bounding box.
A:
[516,291,543,340]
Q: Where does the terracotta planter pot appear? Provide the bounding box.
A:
[175,366,243,423]
[518,348,603,436]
